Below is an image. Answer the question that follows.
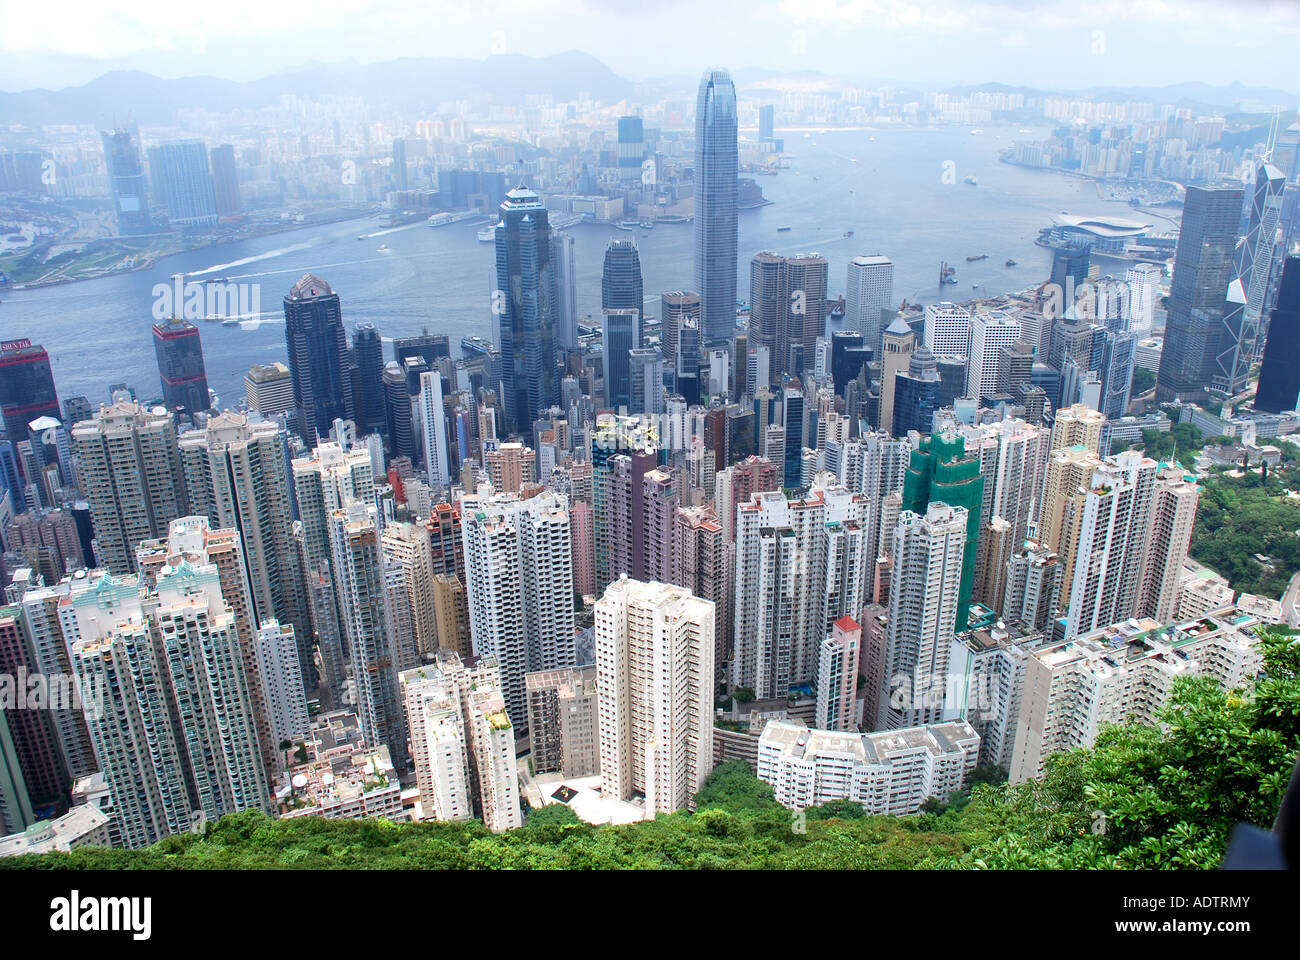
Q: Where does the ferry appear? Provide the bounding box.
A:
[427,211,480,228]
[377,243,391,253]
[777,225,792,232]
[461,336,494,359]
[966,254,988,262]
[843,230,854,238]
[222,317,243,327]
[1005,259,1018,267]
[964,176,978,186]
[477,228,495,242]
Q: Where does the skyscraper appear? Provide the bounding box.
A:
[553,232,579,353]
[694,69,739,346]
[1256,255,1300,413]
[1156,184,1243,402]
[595,577,715,815]
[283,274,353,444]
[351,324,387,436]
[495,186,560,436]
[845,255,894,349]
[602,237,645,322]
[877,502,968,730]
[0,340,60,446]
[967,310,1021,401]
[660,290,701,365]
[879,315,916,437]
[72,401,188,575]
[602,309,640,411]
[1215,162,1286,395]
[417,370,450,488]
[901,431,984,630]
[152,317,210,415]
[460,489,575,728]
[100,129,152,234]
[617,115,646,183]
[147,140,218,228]
[209,144,240,218]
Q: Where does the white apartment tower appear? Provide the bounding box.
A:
[878,502,968,730]
[418,369,450,489]
[595,578,715,816]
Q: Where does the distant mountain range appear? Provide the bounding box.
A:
[1,53,1294,129]
[0,51,635,127]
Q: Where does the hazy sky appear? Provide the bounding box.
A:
[1,0,1297,94]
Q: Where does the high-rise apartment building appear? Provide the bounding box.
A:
[815,616,861,732]
[148,140,218,228]
[595,578,714,815]
[72,401,187,575]
[525,665,599,778]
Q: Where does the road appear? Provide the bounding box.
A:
[1282,569,1300,628]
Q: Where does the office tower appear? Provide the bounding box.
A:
[1059,451,1157,638]
[749,251,786,382]
[391,330,450,367]
[351,324,387,436]
[417,370,450,488]
[759,719,978,814]
[0,340,60,447]
[495,186,560,436]
[660,290,700,365]
[877,502,968,730]
[147,140,218,228]
[1050,402,1104,453]
[602,237,645,324]
[243,362,294,416]
[525,665,599,777]
[460,489,575,728]
[628,348,665,416]
[602,309,641,411]
[1257,256,1300,412]
[694,69,739,345]
[283,274,353,444]
[1156,185,1244,402]
[1098,329,1136,420]
[0,607,68,814]
[209,144,240,217]
[1216,163,1286,395]
[1125,262,1161,335]
[732,481,871,698]
[72,401,187,575]
[400,665,472,823]
[617,115,646,182]
[595,577,714,815]
[996,340,1035,398]
[553,232,579,353]
[781,385,805,486]
[1050,245,1090,301]
[151,317,210,415]
[1009,612,1261,784]
[380,521,439,656]
[758,103,775,142]
[178,413,310,685]
[872,316,913,439]
[901,432,984,630]
[1001,540,1065,631]
[816,616,861,732]
[749,252,828,379]
[923,302,972,360]
[100,129,152,234]
[254,620,310,749]
[845,255,894,349]
[329,501,409,769]
[967,310,1021,401]
[891,345,941,437]
[829,330,871,398]
[382,362,414,459]
[391,138,409,191]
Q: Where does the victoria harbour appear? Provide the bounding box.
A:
[0,125,1108,402]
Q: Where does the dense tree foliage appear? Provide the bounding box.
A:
[6,629,1295,871]
[1190,464,1300,596]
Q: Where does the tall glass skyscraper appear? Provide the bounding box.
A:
[282,274,353,444]
[351,324,387,436]
[147,140,218,229]
[602,238,644,321]
[152,318,210,415]
[0,340,60,444]
[1156,184,1243,402]
[693,69,738,347]
[1256,256,1300,414]
[494,186,560,437]
[100,129,152,235]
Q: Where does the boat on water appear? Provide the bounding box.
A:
[222,317,242,327]
[868,136,876,142]
[427,211,480,228]
[972,283,980,289]
[966,254,988,262]
[1005,259,1018,267]
[638,221,654,230]
[615,220,637,232]
[477,228,495,242]
[944,276,959,285]
[777,225,792,232]
[970,129,984,135]
[377,243,391,253]
[964,176,979,186]
[843,230,854,238]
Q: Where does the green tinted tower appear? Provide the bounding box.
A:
[901,431,984,629]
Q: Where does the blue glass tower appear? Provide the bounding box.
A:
[694,69,738,347]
